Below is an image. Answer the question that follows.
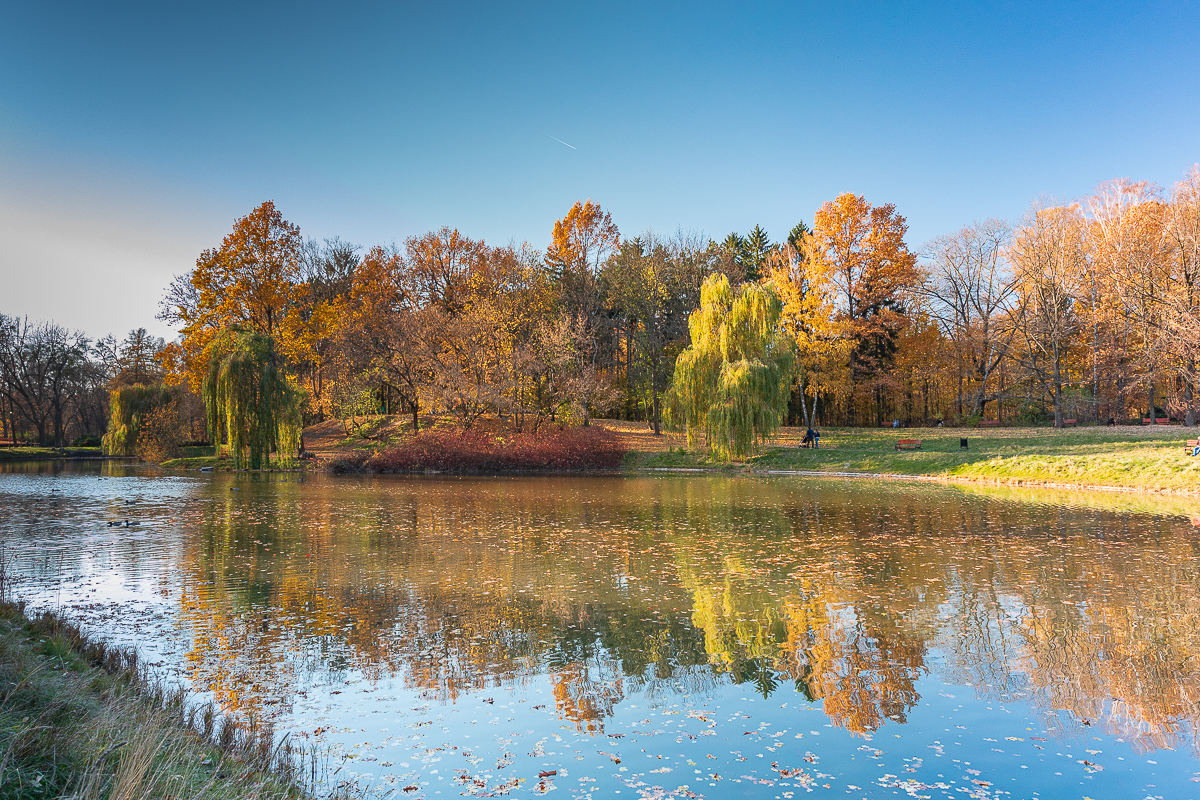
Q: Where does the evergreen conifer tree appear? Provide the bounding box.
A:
[744,225,773,281]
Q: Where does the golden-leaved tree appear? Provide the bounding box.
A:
[1087,180,1174,423]
[1167,168,1200,425]
[1009,204,1087,428]
[765,234,851,428]
[546,200,620,423]
[809,193,919,424]
[159,201,304,392]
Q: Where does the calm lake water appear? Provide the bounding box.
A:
[3,462,1200,800]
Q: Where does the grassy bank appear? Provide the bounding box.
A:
[142,416,1200,492]
[633,425,1200,494]
[0,590,316,799]
[159,446,309,472]
[0,446,109,462]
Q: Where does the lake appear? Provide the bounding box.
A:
[3,461,1200,799]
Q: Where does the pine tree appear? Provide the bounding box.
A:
[719,233,749,282]
[744,225,773,281]
[787,221,811,250]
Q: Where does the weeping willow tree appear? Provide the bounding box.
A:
[665,274,795,460]
[203,330,303,469]
[102,383,179,456]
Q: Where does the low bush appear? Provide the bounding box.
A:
[365,425,627,473]
[327,451,369,474]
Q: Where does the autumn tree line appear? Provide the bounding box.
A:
[2,168,1199,451]
[0,323,194,449]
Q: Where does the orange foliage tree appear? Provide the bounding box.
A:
[159,201,303,392]
[809,193,919,424]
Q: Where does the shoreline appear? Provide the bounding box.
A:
[0,594,319,799]
[0,450,137,462]
[643,466,1200,498]
[12,453,1200,498]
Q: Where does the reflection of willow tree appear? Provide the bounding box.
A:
[665,482,937,733]
[171,474,1200,752]
[204,330,303,469]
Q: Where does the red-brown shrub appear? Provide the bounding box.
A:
[364,426,627,473]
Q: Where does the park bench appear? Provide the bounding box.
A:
[895,439,922,451]
[1063,418,1077,427]
[1186,439,1199,457]
[977,420,1000,427]
[1144,418,1174,425]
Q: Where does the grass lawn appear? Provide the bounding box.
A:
[131,416,1200,492]
[634,424,1200,493]
[0,446,103,461]
[159,454,308,471]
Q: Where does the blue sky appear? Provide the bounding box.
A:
[2,1,1199,340]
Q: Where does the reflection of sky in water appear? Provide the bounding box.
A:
[3,462,1200,799]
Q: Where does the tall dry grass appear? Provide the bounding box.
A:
[0,557,346,800]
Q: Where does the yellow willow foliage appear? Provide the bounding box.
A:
[101,383,179,456]
[203,330,303,470]
[666,274,795,460]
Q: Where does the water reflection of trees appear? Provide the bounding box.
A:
[173,475,1200,751]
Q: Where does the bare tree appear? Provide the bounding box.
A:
[0,316,92,446]
[1087,180,1174,424]
[1166,168,1200,426]
[1009,205,1087,428]
[532,314,619,426]
[920,219,1017,419]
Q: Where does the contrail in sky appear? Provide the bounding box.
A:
[546,134,577,150]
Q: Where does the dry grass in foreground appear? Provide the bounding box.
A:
[0,553,341,800]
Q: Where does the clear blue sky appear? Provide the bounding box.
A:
[2,1,1198,340]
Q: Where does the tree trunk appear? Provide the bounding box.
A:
[797,372,810,429]
[1186,370,1196,427]
[957,362,963,419]
[847,349,856,427]
[1053,344,1064,428]
[54,401,65,449]
[651,380,661,435]
[1148,383,1156,425]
